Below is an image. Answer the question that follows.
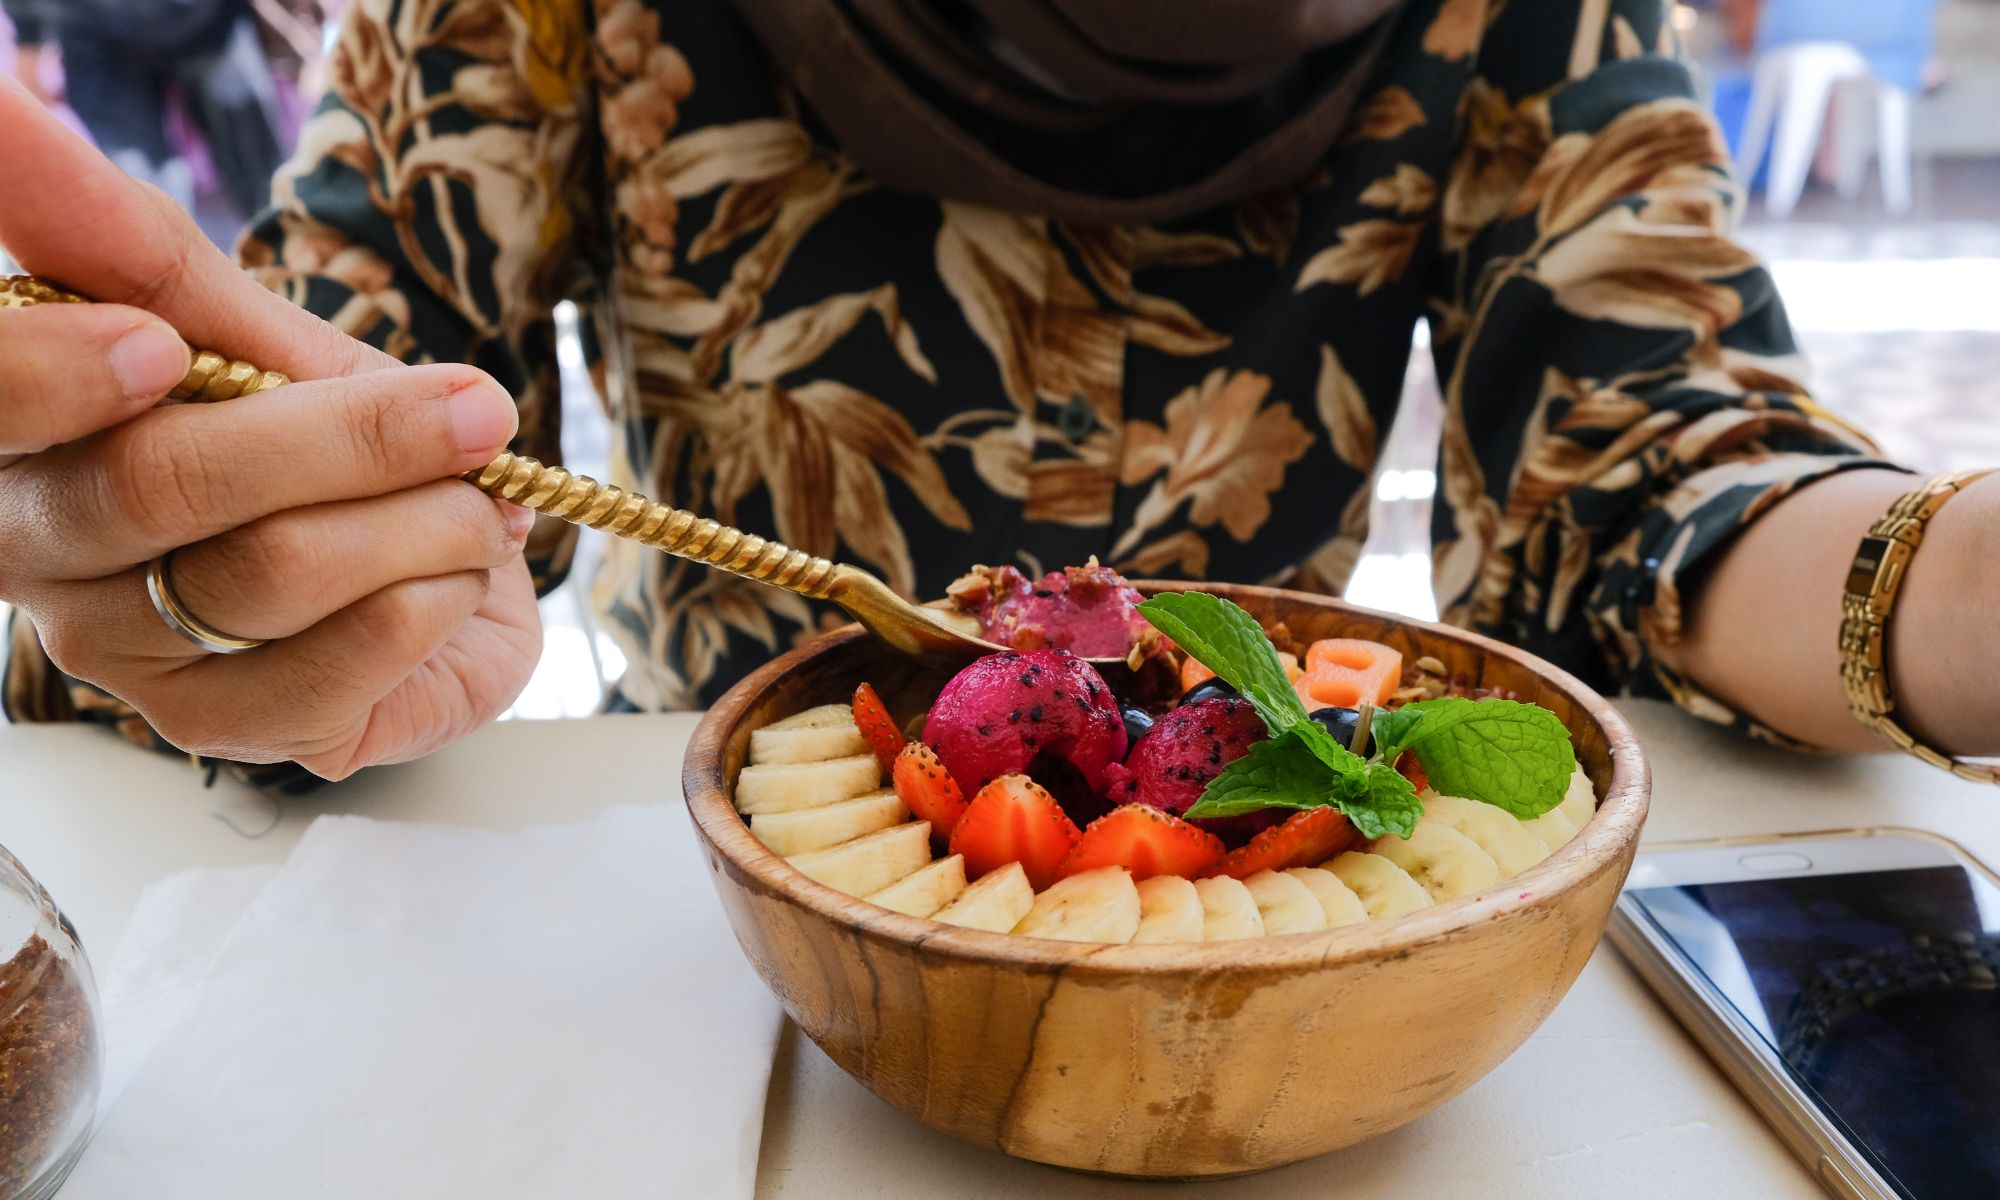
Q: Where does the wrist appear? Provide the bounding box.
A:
[1880,473,2000,757]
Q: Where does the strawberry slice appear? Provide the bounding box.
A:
[1056,804,1225,882]
[851,682,905,773]
[1200,807,1359,881]
[892,742,969,838]
[1394,749,1428,793]
[949,774,1082,890]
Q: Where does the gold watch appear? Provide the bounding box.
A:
[1838,469,2000,783]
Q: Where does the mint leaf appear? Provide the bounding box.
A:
[1370,698,1485,762]
[1183,733,1423,840]
[1366,703,1431,763]
[1137,592,1362,774]
[1292,715,1365,774]
[1142,590,1567,837]
[1182,733,1333,819]
[1137,593,1310,734]
[1372,697,1574,818]
[1333,763,1423,840]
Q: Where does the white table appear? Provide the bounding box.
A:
[8,700,2000,1198]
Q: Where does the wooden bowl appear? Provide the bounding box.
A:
[682,583,1649,1178]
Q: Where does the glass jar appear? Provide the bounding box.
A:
[0,844,101,1200]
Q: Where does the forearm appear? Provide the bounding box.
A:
[1675,468,2000,756]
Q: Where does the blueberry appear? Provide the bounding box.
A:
[1308,706,1372,755]
[1120,705,1155,746]
[1180,678,1239,706]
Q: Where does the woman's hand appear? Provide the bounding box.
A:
[0,78,543,779]
[1678,466,2000,759]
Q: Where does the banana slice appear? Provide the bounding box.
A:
[751,789,909,856]
[749,703,870,765]
[1194,876,1266,941]
[1372,821,1502,902]
[1522,808,1579,853]
[1557,764,1596,830]
[1325,851,1432,919]
[866,854,967,917]
[1243,870,1326,935]
[935,862,1034,932]
[1420,793,1549,877]
[1133,875,1205,944]
[735,753,881,815]
[1284,867,1368,927]
[785,821,932,897]
[1014,866,1141,944]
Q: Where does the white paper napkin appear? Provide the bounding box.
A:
[65,805,782,1199]
[94,863,279,1116]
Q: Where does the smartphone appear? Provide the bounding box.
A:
[1609,829,2000,1200]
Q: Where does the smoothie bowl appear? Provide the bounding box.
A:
[681,576,1648,1178]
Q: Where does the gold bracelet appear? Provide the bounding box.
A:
[1838,469,2000,783]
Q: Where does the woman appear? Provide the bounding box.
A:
[2,0,1994,794]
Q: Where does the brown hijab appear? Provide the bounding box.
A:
[730,0,1407,223]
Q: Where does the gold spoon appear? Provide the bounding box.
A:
[0,274,1116,666]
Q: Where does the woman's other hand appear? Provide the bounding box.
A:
[0,77,543,779]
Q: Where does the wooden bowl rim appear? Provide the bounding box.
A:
[682,583,1650,977]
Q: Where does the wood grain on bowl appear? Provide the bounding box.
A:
[682,583,1649,1178]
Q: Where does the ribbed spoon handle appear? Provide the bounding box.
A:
[464,452,842,598]
[0,274,847,604]
[0,274,290,400]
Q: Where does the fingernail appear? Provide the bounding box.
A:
[108,323,191,401]
[501,501,536,539]
[448,381,516,453]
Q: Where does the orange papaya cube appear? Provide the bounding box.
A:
[1296,639,1403,710]
[1305,638,1400,676]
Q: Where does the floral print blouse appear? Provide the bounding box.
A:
[3,0,1899,787]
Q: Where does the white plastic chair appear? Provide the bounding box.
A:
[1737,41,1914,217]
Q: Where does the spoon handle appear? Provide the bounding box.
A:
[467,452,842,599]
[0,275,846,601]
[0,275,289,399]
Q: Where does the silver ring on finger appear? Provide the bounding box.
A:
[145,553,268,654]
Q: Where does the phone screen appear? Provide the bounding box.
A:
[1628,864,2000,1200]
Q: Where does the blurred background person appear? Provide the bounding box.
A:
[0,0,291,224]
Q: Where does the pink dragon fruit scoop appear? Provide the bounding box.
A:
[945,561,1160,661]
[921,650,1128,798]
[1100,697,1284,846]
